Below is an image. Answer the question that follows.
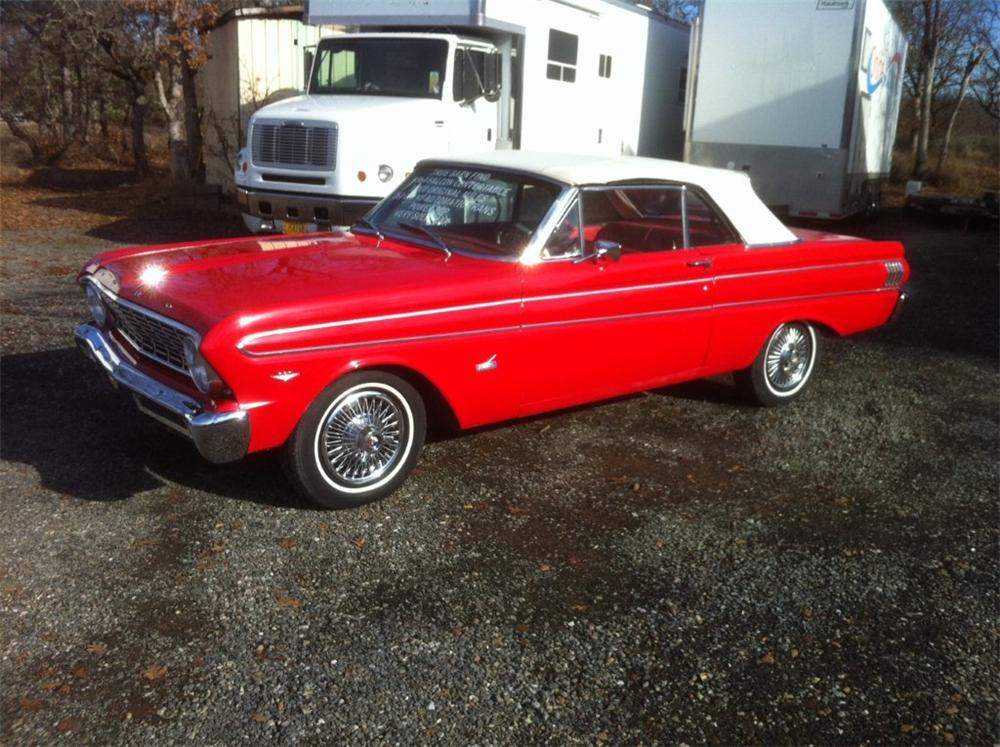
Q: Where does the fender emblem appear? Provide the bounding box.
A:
[272,371,299,382]
[475,354,497,372]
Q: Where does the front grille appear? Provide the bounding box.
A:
[106,297,190,373]
[252,120,337,171]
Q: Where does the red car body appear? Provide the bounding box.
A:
[83,225,905,446]
[75,153,908,506]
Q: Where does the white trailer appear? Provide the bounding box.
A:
[234,0,689,233]
[683,0,907,219]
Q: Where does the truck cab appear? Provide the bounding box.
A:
[235,32,502,234]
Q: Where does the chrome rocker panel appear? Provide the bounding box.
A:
[74,323,249,464]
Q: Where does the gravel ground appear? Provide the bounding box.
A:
[0,187,997,745]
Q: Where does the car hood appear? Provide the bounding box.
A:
[253,94,447,122]
[87,232,518,346]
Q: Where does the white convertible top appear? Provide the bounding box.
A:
[423,151,799,247]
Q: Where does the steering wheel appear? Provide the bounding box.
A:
[495,222,532,248]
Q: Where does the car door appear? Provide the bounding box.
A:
[516,185,716,415]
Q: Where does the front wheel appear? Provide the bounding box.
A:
[283,372,426,509]
[736,321,819,406]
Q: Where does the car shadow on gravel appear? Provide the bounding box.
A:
[0,347,313,509]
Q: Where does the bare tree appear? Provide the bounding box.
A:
[0,1,87,163]
[651,0,700,23]
[891,0,992,178]
[936,43,985,171]
[971,4,1000,120]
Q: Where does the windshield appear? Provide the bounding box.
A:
[309,38,448,99]
[366,166,564,259]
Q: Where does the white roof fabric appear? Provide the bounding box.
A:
[425,152,799,247]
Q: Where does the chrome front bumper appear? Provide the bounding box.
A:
[74,323,250,463]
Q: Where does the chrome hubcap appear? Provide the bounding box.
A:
[765,324,812,391]
[321,390,404,486]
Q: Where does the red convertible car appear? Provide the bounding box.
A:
[76,153,908,508]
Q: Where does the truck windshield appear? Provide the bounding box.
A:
[310,38,449,99]
[367,166,563,259]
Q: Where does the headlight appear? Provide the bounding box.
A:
[234,148,250,180]
[85,284,107,326]
[378,164,393,182]
[183,337,222,394]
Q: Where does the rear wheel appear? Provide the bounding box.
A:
[736,321,819,406]
[283,372,426,509]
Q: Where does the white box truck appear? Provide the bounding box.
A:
[234,0,689,233]
[683,0,907,219]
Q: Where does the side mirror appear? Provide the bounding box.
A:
[484,52,501,102]
[462,53,480,104]
[574,239,622,264]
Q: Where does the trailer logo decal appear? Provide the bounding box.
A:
[865,48,902,95]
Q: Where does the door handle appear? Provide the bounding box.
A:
[687,259,713,268]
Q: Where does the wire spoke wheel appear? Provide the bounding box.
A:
[320,388,407,487]
[737,321,819,407]
[764,323,813,392]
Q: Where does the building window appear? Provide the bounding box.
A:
[598,54,612,78]
[546,29,578,82]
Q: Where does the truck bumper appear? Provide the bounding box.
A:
[74,323,250,464]
[236,187,378,231]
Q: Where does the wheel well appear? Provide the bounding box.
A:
[363,365,460,435]
[806,320,840,338]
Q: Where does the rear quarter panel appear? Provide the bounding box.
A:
[700,233,907,375]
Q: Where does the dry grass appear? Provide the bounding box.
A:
[892,134,1000,198]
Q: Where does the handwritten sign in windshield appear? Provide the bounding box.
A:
[390,169,515,226]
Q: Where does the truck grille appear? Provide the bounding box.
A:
[251,120,337,171]
[106,297,191,373]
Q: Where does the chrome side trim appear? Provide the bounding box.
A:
[239,287,895,358]
[237,299,523,351]
[713,286,898,310]
[75,323,249,463]
[528,276,705,303]
[524,305,714,330]
[245,325,520,357]
[237,259,895,354]
[715,259,888,282]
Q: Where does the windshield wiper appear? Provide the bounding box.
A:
[351,217,383,241]
[397,222,452,259]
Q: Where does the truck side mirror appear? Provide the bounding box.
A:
[484,52,501,102]
[462,54,480,103]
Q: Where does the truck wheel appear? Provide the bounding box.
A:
[735,322,819,407]
[283,372,426,509]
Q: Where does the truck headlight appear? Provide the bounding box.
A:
[378,164,394,182]
[183,337,222,394]
[85,284,107,326]
[235,148,250,182]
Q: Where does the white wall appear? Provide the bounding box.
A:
[202,17,329,188]
[691,0,857,149]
